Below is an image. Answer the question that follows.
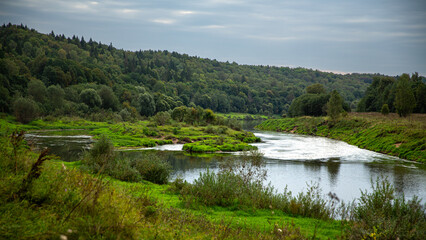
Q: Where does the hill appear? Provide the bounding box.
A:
[0,23,377,120]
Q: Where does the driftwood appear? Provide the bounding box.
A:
[17,148,50,198]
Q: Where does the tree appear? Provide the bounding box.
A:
[171,106,187,122]
[306,83,326,94]
[326,90,344,122]
[381,104,390,115]
[288,93,329,117]
[12,97,39,123]
[394,77,416,117]
[46,84,65,111]
[153,111,171,126]
[27,79,47,103]
[98,85,119,111]
[135,93,155,117]
[80,89,102,108]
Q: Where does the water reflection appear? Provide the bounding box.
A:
[25,130,426,203]
[326,159,341,186]
[25,133,93,162]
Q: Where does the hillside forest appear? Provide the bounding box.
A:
[1,24,424,123]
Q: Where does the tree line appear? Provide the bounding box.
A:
[0,23,378,122]
[357,73,425,117]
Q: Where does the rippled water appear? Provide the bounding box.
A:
[25,130,426,203]
[25,133,93,162]
[169,131,426,203]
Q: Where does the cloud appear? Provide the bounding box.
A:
[199,25,226,29]
[175,10,195,16]
[151,19,176,25]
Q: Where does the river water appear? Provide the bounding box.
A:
[25,130,426,203]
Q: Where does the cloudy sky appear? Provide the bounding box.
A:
[1,0,426,76]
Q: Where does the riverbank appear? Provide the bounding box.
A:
[2,116,424,239]
[0,131,342,239]
[256,113,426,163]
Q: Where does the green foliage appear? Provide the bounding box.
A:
[381,104,390,115]
[12,97,39,123]
[98,85,119,111]
[306,83,326,94]
[183,139,257,152]
[46,84,65,111]
[82,136,171,184]
[0,24,377,118]
[133,153,172,184]
[153,111,171,126]
[347,177,426,239]
[180,152,348,220]
[79,88,102,108]
[358,73,425,115]
[395,75,416,117]
[27,79,47,103]
[135,92,156,117]
[288,93,330,117]
[326,90,344,122]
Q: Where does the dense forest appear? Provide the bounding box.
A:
[0,23,379,121]
[357,74,426,116]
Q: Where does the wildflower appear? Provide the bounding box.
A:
[60,235,67,240]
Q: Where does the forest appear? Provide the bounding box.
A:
[0,23,380,122]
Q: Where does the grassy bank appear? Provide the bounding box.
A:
[0,115,259,153]
[256,113,426,163]
[0,131,341,239]
[1,121,424,239]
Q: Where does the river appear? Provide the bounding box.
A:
[25,130,426,203]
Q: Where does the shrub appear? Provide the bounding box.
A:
[381,104,390,115]
[153,111,171,126]
[347,177,426,239]
[133,153,171,184]
[12,97,39,123]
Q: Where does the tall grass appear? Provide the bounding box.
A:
[179,150,350,220]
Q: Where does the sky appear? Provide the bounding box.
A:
[1,0,426,76]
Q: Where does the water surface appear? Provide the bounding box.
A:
[26,130,426,203]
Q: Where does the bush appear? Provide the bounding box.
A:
[153,111,171,126]
[82,137,171,184]
[12,97,39,123]
[347,177,426,239]
[133,154,172,184]
[381,104,390,115]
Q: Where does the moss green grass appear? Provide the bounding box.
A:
[0,116,259,152]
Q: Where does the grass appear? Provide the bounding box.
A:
[256,113,426,163]
[0,115,260,152]
[216,112,272,120]
[1,125,424,239]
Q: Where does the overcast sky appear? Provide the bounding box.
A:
[1,0,425,76]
